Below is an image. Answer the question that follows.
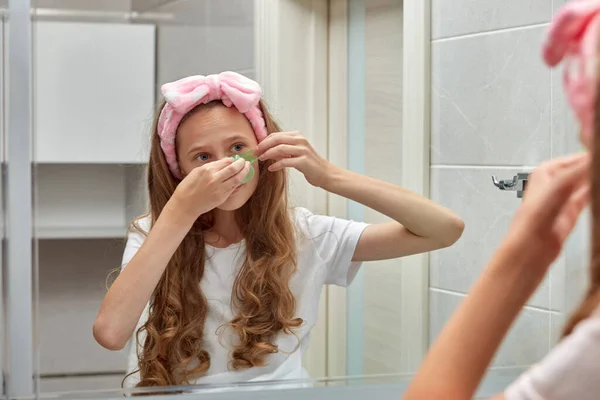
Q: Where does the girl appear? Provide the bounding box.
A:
[403,1,600,399]
[92,71,464,388]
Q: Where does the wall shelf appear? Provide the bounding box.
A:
[35,164,147,240]
[36,226,129,239]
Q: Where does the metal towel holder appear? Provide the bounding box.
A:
[491,172,530,199]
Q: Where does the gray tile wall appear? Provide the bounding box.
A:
[429,0,583,368]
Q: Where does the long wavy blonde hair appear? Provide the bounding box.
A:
[126,100,303,387]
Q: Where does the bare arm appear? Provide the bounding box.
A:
[93,209,193,350]
[402,244,539,399]
[256,132,464,262]
[321,166,465,262]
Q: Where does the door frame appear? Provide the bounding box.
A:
[255,0,431,377]
[254,0,330,377]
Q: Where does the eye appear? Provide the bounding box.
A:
[196,153,210,162]
[231,143,245,153]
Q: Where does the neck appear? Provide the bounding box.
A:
[206,208,243,247]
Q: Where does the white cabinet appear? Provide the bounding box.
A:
[32,20,155,389]
[33,21,155,164]
[33,20,154,239]
[38,239,130,375]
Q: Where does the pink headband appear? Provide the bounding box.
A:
[544,0,600,143]
[157,71,268,179]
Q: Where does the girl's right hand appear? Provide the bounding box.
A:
[502,152,590,275]
[167,157,251,221]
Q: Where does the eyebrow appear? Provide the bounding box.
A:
[186,134,249,156]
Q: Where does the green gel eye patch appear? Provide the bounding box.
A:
[238,149,259,163]
[232,153,255,184]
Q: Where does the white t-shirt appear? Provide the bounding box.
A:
[505,305,600,400]
[120,207,368,388]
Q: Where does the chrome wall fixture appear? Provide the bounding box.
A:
[492,173,530,199]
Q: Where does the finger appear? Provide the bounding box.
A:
[268,157,300,172]
[544,152,589,174]
[225,161,252,187]
[553,183,590,242]
[214,158,246,181]
[255,132,302,155]
[258,144,303,161]
[534,156,590,221]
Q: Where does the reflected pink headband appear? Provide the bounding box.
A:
[544,0,600,143]
[157,71,268,179]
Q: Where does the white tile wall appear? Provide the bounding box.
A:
[431,26,551,166]
[429,290,553,367]
[429,167,552,310]
[431,0,551,40]
[429,0,584,368]
[553,0,572,13]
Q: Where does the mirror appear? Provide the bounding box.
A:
[0,0,589,398]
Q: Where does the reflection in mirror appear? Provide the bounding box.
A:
[28,0,460,395]
[27,0,466,395]
[16,0,598,398]
[30,0,254,393]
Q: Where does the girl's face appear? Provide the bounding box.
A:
[176,104,260,211]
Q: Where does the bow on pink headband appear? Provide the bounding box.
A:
[544,0,600,145]
[157,71,268,179]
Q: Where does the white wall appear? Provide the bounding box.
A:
[428,0,582,367]
[149,0,255,91]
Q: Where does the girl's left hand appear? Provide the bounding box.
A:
[255,131,332,187]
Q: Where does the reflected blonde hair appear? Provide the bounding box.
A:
[126,100,302,387]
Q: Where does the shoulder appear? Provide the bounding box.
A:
[126,214,152,243]
[120,215,152,269]
[291,207,314,228]
[291,207,328,237]
[291,206,367,236]
[131,214,152,235]
[506,302,600,399]
[124,215,152,252]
